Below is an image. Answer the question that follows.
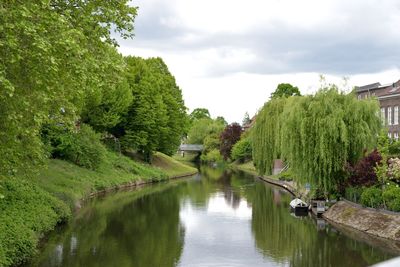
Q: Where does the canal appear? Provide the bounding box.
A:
[27,166,399,267]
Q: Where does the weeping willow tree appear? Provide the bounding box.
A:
[280,86,381,193]
[252,98,287,175]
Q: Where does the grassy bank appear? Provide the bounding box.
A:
[231,160,258,176]
[0,151,197,267]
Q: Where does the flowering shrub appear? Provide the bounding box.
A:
[387,158,400,184]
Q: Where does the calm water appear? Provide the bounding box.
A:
[28,166,399,267]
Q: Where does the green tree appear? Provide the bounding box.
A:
[189,108,211,122]
[252,98,287,175]
[242,112,251,126]
[281,87,380,193]
[114,57,187,161]
[253,85,381,193]
[187,118,225,145]
[271,83,301,99]
[0,1,137,175]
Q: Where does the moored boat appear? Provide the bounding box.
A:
[290,198,309,215]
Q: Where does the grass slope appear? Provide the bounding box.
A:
[0,151,197,267]
[232,160,258,176]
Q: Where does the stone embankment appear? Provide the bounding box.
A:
[324,200,400,241]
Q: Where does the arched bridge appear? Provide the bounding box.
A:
[178,144,204,152]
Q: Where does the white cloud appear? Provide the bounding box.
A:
[118,0,400,123]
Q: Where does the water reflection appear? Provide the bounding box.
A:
[251,182,395,267]
[28,167,398,267]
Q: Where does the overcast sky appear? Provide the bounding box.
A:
[117,0,400,123]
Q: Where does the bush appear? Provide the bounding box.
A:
[360,187,383,208]
[387,158,400,184]
[347,149,381,187]
[231,137,252,163]
[52,124,106,170]
[389,140,400,157]
[0,177,70,266]
[345,186,364,203]
[278,169,293,181]
[383,185,400,211]
[201,149,223,163]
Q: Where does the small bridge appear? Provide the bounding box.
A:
[178,144,204,152]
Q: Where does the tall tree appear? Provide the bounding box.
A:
[189,108,211,122]
[271,83,301,99]
[0,1,137,174]
[114,57,187,161]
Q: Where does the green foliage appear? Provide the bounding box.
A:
[344,186,364,203]
[0,177,70,266]
[231,137,252,162]
[252,97,287,175]
[389,140,400,157]
[375,130,390,185]
[81,48,133,132]
[115,57,188,160]
[187,118,225,145]
[360,187,383,208]
[281,87,381,193]
[278,169,294,181]
[0,0,137,175]
[189,108,211,122]
[382,185,400,211]
[253,85,381,193]
[271,83,301,99]
[201,149,223,163]
[51,124,106,170]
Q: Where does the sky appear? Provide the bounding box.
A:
[117,0,400,123]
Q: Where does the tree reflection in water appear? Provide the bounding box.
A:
[30,167,397,267]
[250,182,394,267]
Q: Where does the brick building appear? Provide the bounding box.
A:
[356,79,400,139]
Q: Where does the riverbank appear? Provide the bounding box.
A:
[323,200,400,242]
[0,151,197,267]
[231,161,300,197]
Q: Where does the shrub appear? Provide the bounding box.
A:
[389,140,400,157]
[387,158,400,184]
[360,187,383,208]
[201,149,223,163]
[53,124,106,170]
[278,169,293,181]
[383,185,400,212]
[345,186,364,203]
[347,149,382,187]
[0,177,70,266]
[231,137,252,163]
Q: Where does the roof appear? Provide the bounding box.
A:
[355,82,381,92]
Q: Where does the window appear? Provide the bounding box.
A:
[372,92,376,97]
[358,95,361,100]
[388,132,392,139]
[388,106,392,125]
[395,132,399,141]
[381,107,385,125]
[395,106,399,125]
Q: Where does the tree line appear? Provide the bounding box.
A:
[0,1,188,175]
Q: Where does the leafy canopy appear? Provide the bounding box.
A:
[271,83,301,99]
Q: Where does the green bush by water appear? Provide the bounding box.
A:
[360,187,383,208]
[383,185,400,211]
[0,177,71,267]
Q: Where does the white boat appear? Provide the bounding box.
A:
[290,198,309,213]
